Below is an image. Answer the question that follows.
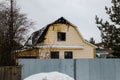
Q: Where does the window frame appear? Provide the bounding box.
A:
[57,32,66,41]
[64,51,73,59]
[50,51,59,59]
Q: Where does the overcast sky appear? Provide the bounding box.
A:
[1,0,111,43]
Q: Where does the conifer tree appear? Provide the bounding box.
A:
[95,0,120,57]
[89,37,95,45]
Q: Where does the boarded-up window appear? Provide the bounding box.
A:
[57,32,66,41]
[64,51,73,59]
[51,51,59,59]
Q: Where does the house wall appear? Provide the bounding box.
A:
[17,49,38,58]
[38,48,95,59]
[41,24,84,46]
[37,24,95,59]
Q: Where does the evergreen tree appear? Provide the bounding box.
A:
[95,0,120,57]
[89,37,95,45]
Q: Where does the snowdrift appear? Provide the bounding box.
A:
[24,71,74,80]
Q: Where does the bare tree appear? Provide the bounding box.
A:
[0,0,34,66]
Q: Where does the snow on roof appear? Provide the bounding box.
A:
[35,45,84,49]
[24,71,74,80]
[24,26,47,46]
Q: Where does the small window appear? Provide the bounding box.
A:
[57,32,66,41]
[64,51,73,59]
[51,51,59,59]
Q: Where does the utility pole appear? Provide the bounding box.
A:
[10,0,13,40]
[9,0,14,65]
[9,0,13,48]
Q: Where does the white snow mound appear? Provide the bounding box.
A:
[24,71,74,80]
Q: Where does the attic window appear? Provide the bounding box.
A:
[57,32,66,41]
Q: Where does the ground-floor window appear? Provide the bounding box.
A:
[64,51,73,59]
[50,51,59,59]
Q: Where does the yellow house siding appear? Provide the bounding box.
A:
[17,18,96,59]
[17,49,38,58]
[38,47,94,59]
[40,24,84,46]
[35,23,96,59]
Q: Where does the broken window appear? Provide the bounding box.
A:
[57,32,66,41]
[50,51,59,59]
[64,51,73,59]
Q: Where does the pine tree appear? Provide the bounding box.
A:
[95,0,120,57]
[89,37,95,45]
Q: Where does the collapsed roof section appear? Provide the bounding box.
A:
[24,26,47,46]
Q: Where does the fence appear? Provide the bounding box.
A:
[0,66,21,80]
[19,59,120,80]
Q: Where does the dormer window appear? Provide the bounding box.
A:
[57,32,66,41]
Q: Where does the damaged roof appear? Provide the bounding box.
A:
[24,27,48,46]
[24,17,72,46]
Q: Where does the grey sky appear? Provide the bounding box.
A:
[1,0,111,43]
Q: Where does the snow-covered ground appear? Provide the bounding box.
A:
[24,72,74,80]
